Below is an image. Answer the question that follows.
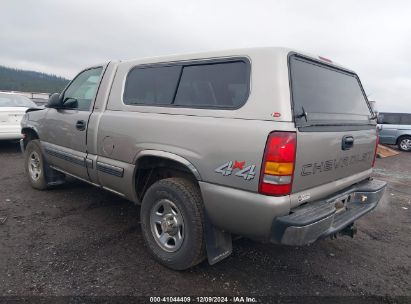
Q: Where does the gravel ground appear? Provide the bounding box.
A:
[0,141,410,298]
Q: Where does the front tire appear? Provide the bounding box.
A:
[398,136,411,152]
[140,178,206,270]
[25,140,48,190]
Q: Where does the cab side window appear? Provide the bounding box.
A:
[62,67,103,111]
[123,66,181,106]
[174,61,248,108]
[123,60,250,109]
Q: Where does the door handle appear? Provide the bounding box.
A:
[76,120,86,131]
[342,135,354,150]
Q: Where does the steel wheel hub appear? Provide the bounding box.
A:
[150,199,184,252]
[28,151,41,181]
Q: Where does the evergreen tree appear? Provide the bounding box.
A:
[0,66,69,93]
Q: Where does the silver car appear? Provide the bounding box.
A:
[378,112,411,151]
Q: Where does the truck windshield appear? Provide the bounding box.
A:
[289,55,372,126]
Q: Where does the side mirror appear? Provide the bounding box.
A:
[46,93,62,108]
[62,98,78,109]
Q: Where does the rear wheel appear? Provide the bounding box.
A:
[398,136,411,152]
[140,177,206,270]
[25,140,48,190]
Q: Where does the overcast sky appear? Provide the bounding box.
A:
[1,0,410,112]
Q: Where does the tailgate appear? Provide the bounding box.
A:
[293,128,376,192]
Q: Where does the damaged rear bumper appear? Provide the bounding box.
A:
[271,178,387,246]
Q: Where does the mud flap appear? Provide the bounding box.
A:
[204,212,232,265]
[44,160,65,186]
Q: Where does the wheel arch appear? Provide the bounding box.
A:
[21,127,40,149]
[396,134,411,144]
[133,150,202,202]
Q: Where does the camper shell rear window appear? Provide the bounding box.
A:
[289,54,373,127]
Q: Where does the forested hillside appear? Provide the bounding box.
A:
[0,65,69,93]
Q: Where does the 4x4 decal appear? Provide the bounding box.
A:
[215,160,256,180]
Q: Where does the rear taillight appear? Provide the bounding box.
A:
[372,130,379,167]
[259,132,296,196]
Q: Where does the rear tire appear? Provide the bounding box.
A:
[398,136,411,152]
[25,140,48,190]
[140,177,206,270]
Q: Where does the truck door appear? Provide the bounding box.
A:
[42,66,104,181]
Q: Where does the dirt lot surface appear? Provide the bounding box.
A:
[0,141,410,298]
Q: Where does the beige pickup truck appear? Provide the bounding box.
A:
[21,47,386,270]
